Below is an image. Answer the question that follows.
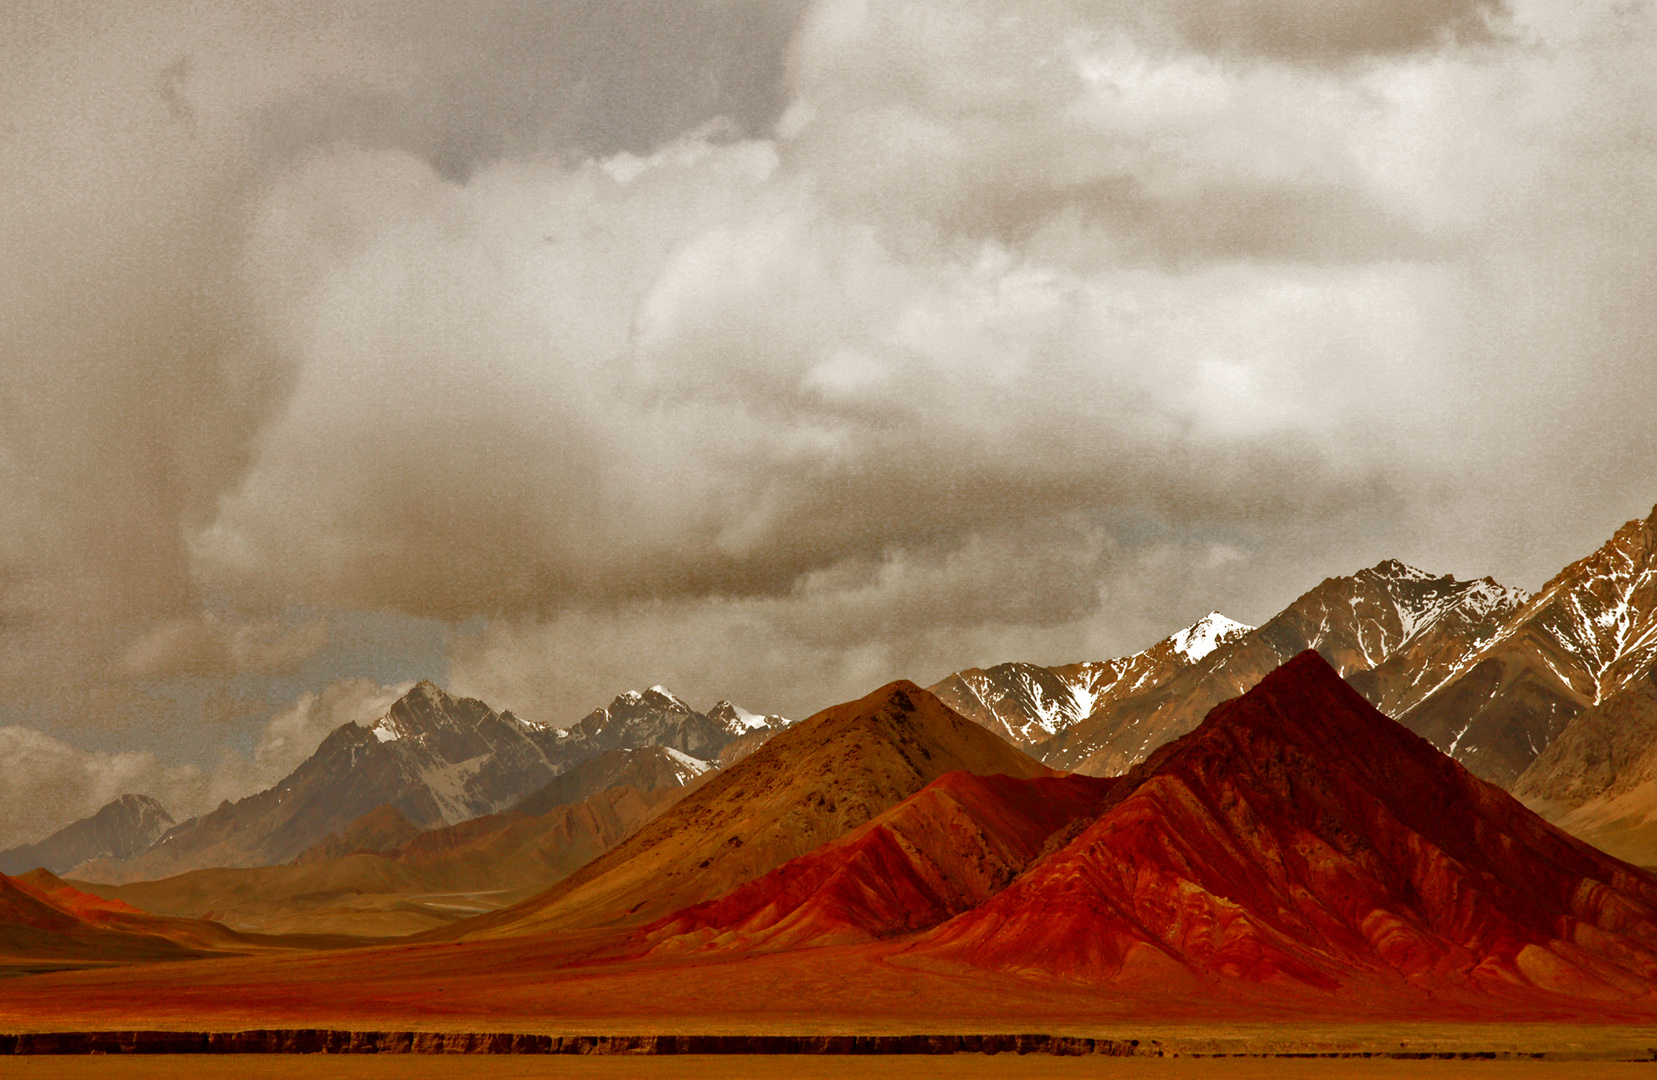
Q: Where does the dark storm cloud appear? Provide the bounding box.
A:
[0,0,804,725]
[1146,0,1510,63]
[250,0,805,179]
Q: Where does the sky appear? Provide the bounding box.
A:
[2,0,1656,848]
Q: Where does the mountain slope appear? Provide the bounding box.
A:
[1513,669,1657,864]
[1401,506,1657,787]
[74,783,684,938]
[451,682,1050,937]
[74,681,756,884]
[913,652,1657,1003]
[0,795,174,876]
[0,869,264,966]
[642,772,1118,954]
[928,613,1252,751]
[1042,562,1527,775]
[289,805,424,865]
[510,746,713,817]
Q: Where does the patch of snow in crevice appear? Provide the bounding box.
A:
[720,701,775,731]
[658,746,714,777]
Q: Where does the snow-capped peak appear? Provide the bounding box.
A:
[1169,612,1254,663]
[646,684,694,711]
[718,701,769,730]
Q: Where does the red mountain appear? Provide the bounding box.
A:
[0,869,248,966]
[450,681,1049,937]
[643,772,1117,954]
[913,651,1657,1003]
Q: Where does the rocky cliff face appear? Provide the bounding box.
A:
[928,613,1253,752]
[1039,561,1528,776]
[1511,668,1657,863]
[1400,505,1657,787]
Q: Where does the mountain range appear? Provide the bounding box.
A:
[915,652,1657,1000]
[928,505,1657,807]
[65,745,725,937]
[67,683,787,885]
[4,503,1657,1033]
[5,648,1656,1030]
[450,680,1049,937]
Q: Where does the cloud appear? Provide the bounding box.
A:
[0,0,801,728]
[0,727,188,851]
[118,614,328,678]
[2,0,1656,764]
[0,677,408,850]
[204,677,410,803]
[1141,0,1511,63]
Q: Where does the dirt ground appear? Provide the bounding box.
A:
[0,1058,1651,1079]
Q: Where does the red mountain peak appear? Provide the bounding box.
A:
[913,650,1657,1006]
[641,770,1118,954]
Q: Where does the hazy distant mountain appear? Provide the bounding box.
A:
[1400,505,1657,786]
[0,796,174,876]
[928,612,1253,751]
[80,782,688,938]
[74,681,774,884]
[1034,561,1528,775]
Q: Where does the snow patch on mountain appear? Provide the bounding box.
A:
[658,746,715,783]
[1169,612,1254,662]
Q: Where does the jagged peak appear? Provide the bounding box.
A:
[610,685,694,712]
[1362,558,1437,582]
[407,678,447,700]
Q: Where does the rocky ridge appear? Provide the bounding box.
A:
[73,681,780,884]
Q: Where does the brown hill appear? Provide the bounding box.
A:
[509,746,713,817]
[291,805,423,865]
[912,652,1657,1004]
[451,681,1049,938]
[642,771,1117,954]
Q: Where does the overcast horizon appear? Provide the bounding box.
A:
[3,0,1656,848]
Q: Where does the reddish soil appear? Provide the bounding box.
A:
[643,773,1117,952]
[915,652,1657,1005]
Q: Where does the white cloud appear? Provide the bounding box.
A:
[0,727,192,851]
[3,0,1656,754]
